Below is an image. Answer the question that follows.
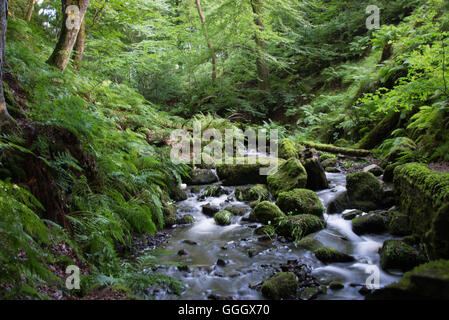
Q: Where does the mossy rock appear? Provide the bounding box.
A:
[168,182,187,201]
[362,164,384,177]
[393,163,449,259]
[389,212,412,236]
[261,272,298,300]
[302,141,371,157]
[346,171,383,210]
[352,212,389,235]
[224,205,248,216]
[214,210,233,226]
[383,163,399,183]
[319,153,337,162]
[379,240,427,272]
[276,189,324,217]
[321,158,337,168]
[249,201,285,225]
[188,168,218,185]
[216,157,281,186]
[327,191,350,214]
[201,185,229,198]
[267,158,307,198]
[177,214,195,225]
[162,202,177,227]
[297,234,323,251]
[276,214,326,240]
[314,247,355,263]
[202,204,220,217]
[304,157,329,191]
[279,138,299,160]
[325,167,340,173]
[235,184,269,203]
[255,225,276,236]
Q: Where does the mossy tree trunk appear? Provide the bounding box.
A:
[0,0,11,125]
[250,0,270,92]
[195,0,217,82]
[47,0,89,71]
[73,16,85,69]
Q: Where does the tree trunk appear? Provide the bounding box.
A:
[25,0,36,22]
[195,0,216,82]
[0,0,11,124]
[250,0,270,91]
[73,16,85,69]
[47,0,89,71]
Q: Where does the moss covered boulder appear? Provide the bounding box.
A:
[327,191,350,214]
[276,214,325,240]
[261,272,298,300]
[297,233,323,251]
[188,168,218,185]
[249,201,285,224]
[177,214,195,225]
[379,240,427,272]
[200,185,229,199]
[276,189,324,217]
[217,157,281,186]
[321,157,337,168]
[352,212,389,235]
[267,158,307,198]
[389,212,412,236]
[393,164,449,259]
[162,202,177,227]
[304,156,329,191]
[214,210,233,226]
[278,138,299,160]
[314,247,355,263]
[346,171,383,211]
[235,184,269,203]
[367,260,449,300]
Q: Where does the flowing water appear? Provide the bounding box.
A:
[151,170,401,300]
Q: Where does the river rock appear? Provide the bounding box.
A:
[200,185,229,199]
[202,204,220,217]
[255,225,276,236]
[299,286,322,300]
[276,189,324,217]
[314,247,355,263]
[224,205,248,216]
[276,214,326,240]
[389,212,412,236]
[177,214,195,225]
[321,158,337,168]
[352,211,389,235]
[329,281,344,290]
[177,249,189,256]
[216,157,280,186]
[346,171,384,211]
[261,272,298,300]
[162,202,177,227]
[235,184,269,203]
[278,138,299,159]
[304,156,329,191]
[214,210,233,226]
[216,258,227,267]
[342,209,363,220]
[296,234,323,251]
[379,240,427,272]
[189,168,218,185]
[367,260,449,300]
[267,158,307,198]
[249,201,285,225]
[363,164,384,177]
[325,167,340,173]
[182,240,198,246]
[327,191,350,214]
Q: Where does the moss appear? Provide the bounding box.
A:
[249,201,285,224]
[321,158,337,168]
[276,189,324,217]
[216,157,282,186]
[346,171,383,209]
[224,205,248,216]
[279,138,298,160]
[177,214,195,225]
[372,260,449,299]
[352,212,389,235]
[276,214,325,241]
[319,153,337,162]
[162,202,177,227]
[214,210,233,226]
[389,212,412,236]
[301,141,371,157]
[261,272,298,300]
[380,240,427,272]
[393,163,449,259]
[255,225,276,236]
[297,234,323,251]
[267,158,307,197]
[236,184,269,203]
[202,185,228,198]
[314,246,355,263]
[357,111,402,150]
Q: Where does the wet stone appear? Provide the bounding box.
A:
[177,249,189,256]
[216,258,227,267]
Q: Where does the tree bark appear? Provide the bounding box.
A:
[195,0,217,82]
[250,0,270,91]
[47,0,89,71]
[73,16,85,69]
[0,0,11,124]
[25,0,36,22]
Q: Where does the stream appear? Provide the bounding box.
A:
[151,169,402,300]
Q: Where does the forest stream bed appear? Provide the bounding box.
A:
[144,168,402,300]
